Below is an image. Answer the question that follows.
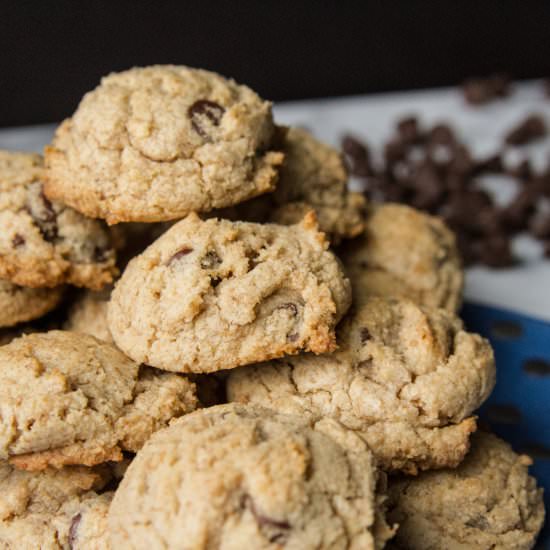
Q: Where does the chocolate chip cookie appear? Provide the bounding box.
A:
[108,403,394,549]
[0,279,63,328]
[108,212,352,373]
[0,462,112,549]
[271,127,367,241]
[227,296,495,473]
[216,127,367,242]
[0,331,198,470]
[340,204,463,312]
[0,150,117,289]
[387,432,545,549]
[44,65,284,224]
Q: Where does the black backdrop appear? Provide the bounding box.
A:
[1,0,550,126]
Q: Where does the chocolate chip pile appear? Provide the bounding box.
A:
[342,113,550,267]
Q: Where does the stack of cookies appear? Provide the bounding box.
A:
[0,66,544,549]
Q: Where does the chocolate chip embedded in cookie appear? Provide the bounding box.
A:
[44,65,284,224]
[0,150,117,289]
[0,462,113,549]
[108,212,351,373]
[387,432,545,550]
[0,279,63,328]
[108,403,394,550]
[0,331,198,470]
[227,296,495,474]
[340,204,463,312]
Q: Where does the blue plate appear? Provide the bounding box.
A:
[462,302,550,548]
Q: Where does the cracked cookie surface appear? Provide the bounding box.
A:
[44,65,283,224]
[108,403,393,550]
[227,296,495,473]
[387,432,545,550]
[0,150,117,289]
[340,204,463,312]
[0,279,63,328]
[108,212,352,373]
[0,462,113,549]
[0,331,198,470]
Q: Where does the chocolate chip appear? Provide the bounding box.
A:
[384,139,408,167]
[187,100,225,140]
[11,233,25,248]
[200,250,222,269]
[501,187,538,232]
[359,327,371,343]
[428,123,456,146]
[396,116,424,145]
[505,114,547,146]
[167,247,193,265]
[465,516,490,530]
[472,235,515,268]
[287,332,299,342]
[242,494,291,533]
[506,159,533,181]
[463,74,510,105]
[68,513,81,549]
[341,135,373,177]
[26,188,58,242]
[529,212,550,239]
[277,303,298,316]
[473,153,503,175]
[92,246,108,263]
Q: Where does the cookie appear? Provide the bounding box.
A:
[340,204,463,312]
[0,462,112,549]
[215,127,367,242]
[387,432,545,549]
[270,127,367,241]
[65,287,112,343]
[227,296,495,473]
[0,150,118,289]
[108,403,394,549]
[108,212,352,373]
[44,65,284,224]
[0,279,63,328]
[0,331,198,470]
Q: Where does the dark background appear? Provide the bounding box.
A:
[1,0,550,127]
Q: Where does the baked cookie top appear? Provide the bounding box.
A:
[0,150,117,289]
[340,203,463,312]
[65,287,112,343]
[108,403,393,550]
[227,296,495,473]
[0,330,198,470]
[44,65,284,224]
[0,462,112,549]
[108,212,352,373]
[387,432,545,550]
[270,127,366,241]
[0,278,63,328]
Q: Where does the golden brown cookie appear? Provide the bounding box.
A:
[45,65,283,224]
[228,296,495,473]
[108,212,351,373]
[0,150,117,289]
